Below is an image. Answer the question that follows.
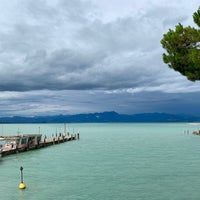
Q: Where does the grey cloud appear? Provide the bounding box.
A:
[26,0,96,25]
[0,0,199,116]
[58,0,96,23]
[77,16,158,53]
[0,90,200,117]
[26,0,58,21]
[0,1,181,92]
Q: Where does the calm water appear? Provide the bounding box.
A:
[1,123,200,200]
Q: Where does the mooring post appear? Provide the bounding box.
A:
[19,166,26,189]
[20,166,23,183]
[64,123,66,135]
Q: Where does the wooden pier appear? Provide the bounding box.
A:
[0,133,79,157]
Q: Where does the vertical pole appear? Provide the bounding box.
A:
[64,123,66,135]
[1,124,3,135]
[20,166,23,183]
[19,166,26,189]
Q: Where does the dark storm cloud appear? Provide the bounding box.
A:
[1,90,200,116]
[0,0,193,92]
[0,0,199,116]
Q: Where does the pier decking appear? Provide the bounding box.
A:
[0,133,79,157]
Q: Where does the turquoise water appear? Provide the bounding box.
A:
[1,123,200,200]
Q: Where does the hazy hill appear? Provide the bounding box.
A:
[0,111,199,123]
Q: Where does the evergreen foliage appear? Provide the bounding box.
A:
[161,7,200,81]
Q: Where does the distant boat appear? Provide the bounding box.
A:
[193,130,200,135]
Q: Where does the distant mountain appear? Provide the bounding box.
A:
[0,111,199,123]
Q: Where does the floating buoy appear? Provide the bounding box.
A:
[19,166,26,189]
[19,182,26,189]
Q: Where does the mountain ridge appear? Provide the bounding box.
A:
[0,111,199,123]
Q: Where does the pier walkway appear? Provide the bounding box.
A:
[1,133,79,157]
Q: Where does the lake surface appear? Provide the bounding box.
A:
[1,123,200,200]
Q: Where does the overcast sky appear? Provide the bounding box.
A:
[0,0,200,117]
